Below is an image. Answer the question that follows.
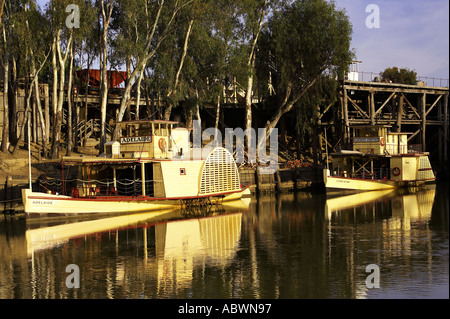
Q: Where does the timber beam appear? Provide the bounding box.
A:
[316,80,449,167]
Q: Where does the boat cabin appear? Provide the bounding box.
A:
[105,120,190,159]
[352,125,408,155]
[329,125,434,182]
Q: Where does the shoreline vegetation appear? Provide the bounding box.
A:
[1,0,353,165]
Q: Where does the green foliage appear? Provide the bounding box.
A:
[295,75,338,136]
[256,0,353,135]
[0,1,52,82]
[261,0,353,93]
[380,67,417,85]
[1,0,357,143]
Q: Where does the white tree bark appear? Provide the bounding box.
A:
[99,0,113,153]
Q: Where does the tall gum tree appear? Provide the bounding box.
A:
[256,0,353,151]
[162,17,194,121]
[112,0,193,140]
[1,3,8,153]
[241,0,268,154]
[46,0,94,158]
[4,1,51,155]
[99,0,114,153]
[46,0,75,159]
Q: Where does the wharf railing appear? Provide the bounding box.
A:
[346,71,449,88]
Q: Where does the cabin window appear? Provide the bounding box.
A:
[180,168,186,175]
[127,125,136,136]
[136,123,152,137]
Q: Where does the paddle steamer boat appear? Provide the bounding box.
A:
[323,125,435,191]
[22,120,251,217]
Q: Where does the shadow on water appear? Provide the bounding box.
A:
[0,183,448,299]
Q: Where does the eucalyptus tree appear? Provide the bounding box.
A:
[238,0,269,152]
[46,0,75,158]
[98,0,114,154]
[111,0,194,140]
[0,0,10,152]
[19,1,52,155]
[69,0,97,151]
[155,0,219,123]
[63,1,96,156]
[44,0,96,158]
[175,5,228,128]
[172,0,252,129]
[2,1,51,154]
[255,0,353,150]
[0,0,20,153]
[161,15,195,121]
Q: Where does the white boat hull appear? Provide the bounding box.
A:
[22,187,251,217]
[323,169,427,192]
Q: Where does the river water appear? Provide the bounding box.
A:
[0,183,448,299]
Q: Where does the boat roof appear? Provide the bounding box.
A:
[41,155,203,166]
[330,150,388,158]
[40,156,140,165]
[117,119,179,125]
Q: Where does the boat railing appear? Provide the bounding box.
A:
[331,167,391,180]
[37,177,157,197]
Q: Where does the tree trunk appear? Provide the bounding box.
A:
[258,77,319,152]
[99,40,109,152]
[83,58,91,147]
[215,94,220,130]
[245,73,253,149]
[245,0,267,154]
[44,84,49,155]
[114,0,177,139]
[164,19,194,121]
[195,89,201,128]
[66,44,74,156]
[1,35,8,153]
[51,38,58,156]
[9,57,17,146]
[51,30,72,159]
[99,0,113,153]
[135,70,144,120]
[32,60,47,156]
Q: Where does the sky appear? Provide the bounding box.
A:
[36,0,449,80]
[333,0,449,79]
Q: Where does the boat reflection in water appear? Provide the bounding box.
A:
[22,198,250,298]
[1,185,446,299]
[325,185,440,299]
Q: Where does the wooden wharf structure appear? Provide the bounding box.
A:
[316,79,449,175]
